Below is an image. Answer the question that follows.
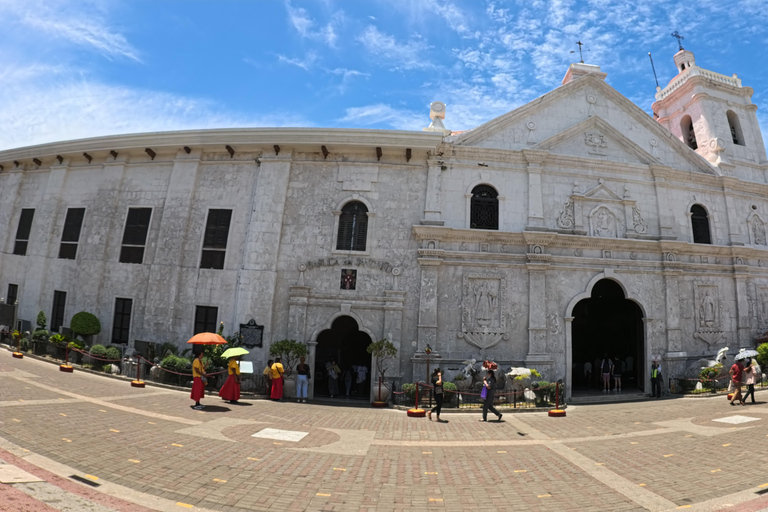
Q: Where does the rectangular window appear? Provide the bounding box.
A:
[51,290,67,332]
[13,209,35,256]
[194,305,218,334]
[112,298,133,344]
[7,284,18,305]
[200,209,232,270]
[59,208,85,260]
[119,208,152,264]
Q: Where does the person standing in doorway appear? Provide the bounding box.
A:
[742,357,758,404]
[730,357,745,406]
[270,357,285,401]
[191,351,207,410]
[327,359,341,397]
[427,368,444,422]
[600,354,613,393]
[583,360,592,388]
[263,359,273,397]
[650,361,662,398]
[480,369,503,422]
[344,365,354,397]
[613,357,623,392]
[296,356,310,403]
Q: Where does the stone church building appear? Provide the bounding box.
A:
[1,49,766,399]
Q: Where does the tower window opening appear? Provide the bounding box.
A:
[691,204,711,244]
[681,115,697,150]
[727,110,745,146]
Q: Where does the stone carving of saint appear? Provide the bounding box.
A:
[752,220,766,245]
[632,205,647,234]
[593,207,615,238]
[473,281,497,327]
[699,290,716,327]
[557,199,574,229]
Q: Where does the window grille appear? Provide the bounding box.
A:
[59,208,85,260]
[470,185,499,230]
[194,306,218,334]
[112,298,132,344]
[13,209,34,256]
[336,202,368,251]
[120,208,152,264]
[51,290,67,332]
[200,209,232,269]
[7,284,18,305]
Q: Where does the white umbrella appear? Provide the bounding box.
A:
[734,349,759,361]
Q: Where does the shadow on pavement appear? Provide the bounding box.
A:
[191,405,231,413]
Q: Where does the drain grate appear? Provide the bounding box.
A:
[69,475,100,487]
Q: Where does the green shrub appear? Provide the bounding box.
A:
[530,369,542,378]
[36,311,47,330]
[89,345,108,358]
[443,381,458,393]
[49,334,70,346]
[453,374,466,381]
[19,338,30,352]
[757,343,768,369]
[105,346,121,361]
[269,339,309,375]
[103,364,114,372]
[32,329,49,342]
[161,355,191,373]
[68,339,85,351]
[70,312,101,338]
[402,382,416,398]
[700,366,720,380]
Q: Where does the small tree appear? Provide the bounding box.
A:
[36,311,47,330]
[757,342,768,369]
[70,312,101,341]
[366,338,398,379]
[269,339,308,376]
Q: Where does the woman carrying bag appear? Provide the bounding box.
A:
[480,369,503,422]
[427,368,444,422]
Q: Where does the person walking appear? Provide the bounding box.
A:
[218,355,241,403]
[263,359,273,397]
[480,369,503,422]
[296,356,310,403]
[190,351,207,410]
[600,354,613,393]
[270,357,285,401]
[730,357,745,406]
[327,359,341,397]
[427,368,444,422]
[650,361,662,398]
[742,357,758,404]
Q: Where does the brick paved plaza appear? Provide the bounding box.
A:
[2,354,768,512]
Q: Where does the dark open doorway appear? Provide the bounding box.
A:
[314,316,372,399]
[572,279,644,394]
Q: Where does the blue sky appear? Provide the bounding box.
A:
[2,0,768,151]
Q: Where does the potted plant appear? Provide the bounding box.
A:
[443,381,459,407]
[70,311,101,346]
[48,333,70,360]
[366,338,397,404]
[269,339,309,398]
[452,373,471,391]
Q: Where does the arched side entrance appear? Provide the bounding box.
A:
[313,316,372,400]
[565,272,648,400]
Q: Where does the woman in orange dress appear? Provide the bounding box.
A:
[219,356,241,403]
[190,351,207,410]
[270,357,285,400]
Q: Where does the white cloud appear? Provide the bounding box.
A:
[285,1,343,48]
[277,52,319,71]
[356,26,432,70]
[339,103,425,131]
[0,0,141,61]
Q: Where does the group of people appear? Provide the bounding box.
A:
[581,354,633,392]
[729,357,761,406]
[261,356,312,402]
[324,360,368,398]
[426,367,502,423]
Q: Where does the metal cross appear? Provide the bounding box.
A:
[671,31,684,51]
[575,41,585,63]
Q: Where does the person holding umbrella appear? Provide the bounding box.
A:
[186,331,227,410]
[191,351,208,410]
[219,347,248,404]
[735,349,760,404]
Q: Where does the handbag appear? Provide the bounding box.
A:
[480,386,487,400]
[201,376,208,385]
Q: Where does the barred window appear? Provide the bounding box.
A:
[470,185,499,230]
[59,208,85,260]
[336,201,368,251]
[51,290,67,332]
[194,306,218,334]
[7,284,18,305]
[112,298,132,344]
[200,209,232,269]
[119,208,152,264]
[691,204,711,244]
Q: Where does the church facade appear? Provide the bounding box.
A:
[1,50,766,399]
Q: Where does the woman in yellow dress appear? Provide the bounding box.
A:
[218,356,241,403]
[190,351,207,410]
[270,357,285,400]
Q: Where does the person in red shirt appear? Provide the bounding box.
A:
[730,359,745,406]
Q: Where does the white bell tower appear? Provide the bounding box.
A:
[652,46,767,170]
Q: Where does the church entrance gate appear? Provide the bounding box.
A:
[313,316,372,400]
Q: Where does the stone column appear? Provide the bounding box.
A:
[417,259,440,354]
[383,289,405,372]
[721,178,744,245]
[734,271,751,345]
[651,166,677,240]
[287,285,310,341]
[525,262,552,370]
[145,150,202,341]
[307,340,317,400]
[564,316,574,400]
[0,168,25,255]
[522,150,548,230]
[421,158,444,225]
[236,153,293,346]
[662,269,684,356]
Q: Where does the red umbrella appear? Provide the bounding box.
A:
[186,332,227,345]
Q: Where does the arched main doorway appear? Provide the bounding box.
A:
[571,279,644,395]
[314,316,372,399]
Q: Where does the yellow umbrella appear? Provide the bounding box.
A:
[186,332,227,345]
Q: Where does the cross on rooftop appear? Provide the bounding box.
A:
[671,31,684,51]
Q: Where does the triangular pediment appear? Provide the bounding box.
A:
[450,74,717,175]
[581,180,624,201]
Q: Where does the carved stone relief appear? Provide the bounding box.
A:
[458,273,509,350]
[632,205,647,234]
[556,199,575,229]
[589,205,617,238]
[693,283,725,349]
[758,286,768,331]
[584,132,607,155]
[748,212,767,245]
[547,313,560,336]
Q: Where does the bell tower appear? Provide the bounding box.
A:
[652,44,767,171]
